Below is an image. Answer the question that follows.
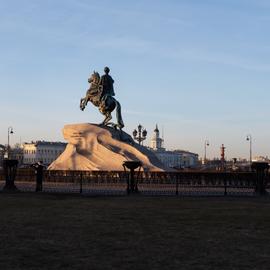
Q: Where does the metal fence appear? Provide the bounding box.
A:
[1,168,269,196]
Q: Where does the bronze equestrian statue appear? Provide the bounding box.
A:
[80,67,124,129]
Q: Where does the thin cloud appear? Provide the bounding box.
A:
[167,49,270,72]
[90,36,270,73]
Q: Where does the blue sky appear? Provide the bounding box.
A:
[0,0,270,159]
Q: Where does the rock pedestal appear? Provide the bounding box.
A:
[48,123,167,171]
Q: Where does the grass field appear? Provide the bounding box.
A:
[0,193,270,270]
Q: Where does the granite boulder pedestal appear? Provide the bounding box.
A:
[48,123,167,171]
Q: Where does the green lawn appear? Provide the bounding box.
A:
[0,193,270,270]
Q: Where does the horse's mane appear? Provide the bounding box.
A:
[92,71,100,81]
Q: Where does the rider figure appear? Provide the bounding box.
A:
[99,66,115,98]
[80,67,124,129]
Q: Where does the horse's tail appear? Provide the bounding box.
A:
[115,100,124,128]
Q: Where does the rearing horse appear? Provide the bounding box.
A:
[80,71,124,129]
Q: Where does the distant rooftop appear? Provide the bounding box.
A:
[149,147,198,156]
[23,140,67,146]
[173,150,199,156]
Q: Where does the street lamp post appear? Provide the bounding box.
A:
[204,140,210,164]
[246,134,252,168]
[7,127,14,159]
[133,124,147,145]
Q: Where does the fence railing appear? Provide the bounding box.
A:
[1,168,268,196]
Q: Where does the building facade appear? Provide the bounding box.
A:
[149,125,198,169]
[23,141,67,166]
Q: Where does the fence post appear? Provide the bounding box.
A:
[80,172,83,194]
[3,159,18,191]
[224,173,227,196]
[251,162,269,195]
[176,175,179,196]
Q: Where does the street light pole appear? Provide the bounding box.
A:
[204,140,209,164]
[7,127,14,159]
[246,134,252,167]
[133,124,147,145]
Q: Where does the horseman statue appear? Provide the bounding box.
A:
[80,67,124,129]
